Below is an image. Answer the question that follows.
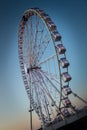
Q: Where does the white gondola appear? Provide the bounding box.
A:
[20,60,23,64]
[38,9,44,14]
[20,23,25,29]
[24,80,27,84]
[19,41,22,44]
[47,21,56,31]
[22,71,25,75]
[19,50,23,54]
[57,115,63,121]
[19,47,22,51]
[19,56,23,60]
[21,20,25,25]
[52,31,61,41]
[55,44,66,54]
[65,88,72,95]
[64,97,71,106]
[22,15,28,21]
[42,13,51,22]
[63,85,72,95]
[23,76,27,80]
[21,28,24,33]
[24,11,34,17]
[25,85,29,90]
[21,66,24,69]
[61,72,71,82]
[62,108,70,117]
[60,58,69,68]
[21,26,24,31]
[19,36,23,40]
[19,31,23,35]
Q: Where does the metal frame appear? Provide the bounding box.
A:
[18,7,87,130]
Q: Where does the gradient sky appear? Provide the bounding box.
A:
[0,0,87,130]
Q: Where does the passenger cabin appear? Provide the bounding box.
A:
[57,115,63,121]
[20,61,23,64]
[25,85,29,89]
[29,12,34,17]
[19,46,22,50]
[42,13,51,22]
[55,44,66,54]
[62,108,70,117]
[21,26,24,30]
[19,41,22,44]
[22,15,28,21]
[47,21,56,31]
[60,58,69,68]
[63,85,72,95]
[61,72,71,82]
[19,51,23,55]
[21,65,24,69]
[24,81,27,85]
[22,71,25,75]
[64,97,71,106]
[38,9,44,14]
[23,76,27,80]
[52,31,61,41]
[19,37,23,40]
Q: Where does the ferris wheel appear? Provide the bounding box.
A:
[18,7,87,130]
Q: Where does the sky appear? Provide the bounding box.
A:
[0,0,87,130]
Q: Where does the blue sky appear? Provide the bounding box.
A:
[0,0,87,130]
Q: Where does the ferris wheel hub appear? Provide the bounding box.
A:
[27,66,41,73]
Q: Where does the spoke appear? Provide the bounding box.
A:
[38,54,56,66]
[39,69,65,98]
[40,70,60,85]
[32,70,59,110]
[31,71,48,127]
[38,37,51,62]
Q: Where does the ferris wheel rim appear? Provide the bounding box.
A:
[18,7,72,128]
